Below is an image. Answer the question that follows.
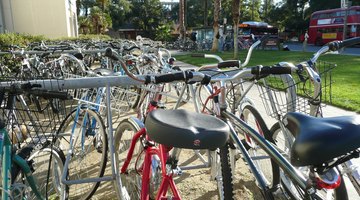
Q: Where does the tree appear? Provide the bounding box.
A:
[96,0,110,11]
[211,0,221,52]
[239,0,261,22]
[89,6,112,34]
[78,0,97,16]
[130,0,163,38]
[78,16,92,34]
[109,0,132,29]
[232,0,240,59]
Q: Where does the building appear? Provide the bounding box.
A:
[0,0,78,38]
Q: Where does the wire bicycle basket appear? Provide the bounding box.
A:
[257,61,336,119]
[0,85,71,147]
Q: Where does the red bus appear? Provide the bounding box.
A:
[309,6,360,45]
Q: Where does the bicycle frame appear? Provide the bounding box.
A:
[120,85,182,200]
[206,72,332,199]
[0,127,44,200]
[120,128,181,200]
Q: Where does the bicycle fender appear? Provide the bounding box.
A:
[128,116,145,130]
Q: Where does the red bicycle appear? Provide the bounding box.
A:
[107,53,230,200]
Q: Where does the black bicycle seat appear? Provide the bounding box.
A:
[284,112,360,166]
[145,109,230,150]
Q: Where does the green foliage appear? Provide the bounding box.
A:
[130,0,163,38]
[155,23,172,41]
[52,34,112,41]
[109,0,132,29]
[240,0,262,22]
[0,33,46,47]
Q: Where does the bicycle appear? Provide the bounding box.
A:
[0,82,70,200]
[110,68,230,199]
[256,49,360,198]
[193,37,360,199]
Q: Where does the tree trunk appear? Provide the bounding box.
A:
[232,0,240,59]
[179,0,186,39]
[211,0,221,52]
[204,0,208,26]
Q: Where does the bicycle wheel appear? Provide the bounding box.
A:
[171,66,190,103]
[56,108,108,200]
[270,122,348,200]
[11,145,68,200]
[114,119,143,199]
[240,105,280,192]
[217,144,235,200]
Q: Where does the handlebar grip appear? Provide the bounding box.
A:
[328,37,360,51]
[145,71,193,84]
[105,48,120,61]
[191,54,205,57]
[251,66,292,76]
[217,60,240,68]
[30,90,72,100]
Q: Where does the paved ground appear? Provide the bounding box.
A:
[174,59,360,199]
[284,42,360,55]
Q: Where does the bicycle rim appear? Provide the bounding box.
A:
[11,145,68,200]
[241,105,280,190]
[114,119,143,199]
[56,108,108,200]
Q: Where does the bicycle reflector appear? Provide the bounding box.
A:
[314,169,341,189]
[126,60,133,65]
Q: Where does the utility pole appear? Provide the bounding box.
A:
[342,0,349,42]
[342,0,351,51]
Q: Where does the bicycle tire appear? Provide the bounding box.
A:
[113,118,143,199]
[270,122,348,200]
[55,108,108,200]
[240,105,280,193]
[218,143,235,200]
[11,145,68,200]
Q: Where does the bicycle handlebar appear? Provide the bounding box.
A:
[105,48,120,61]
[144,71,210,85]
[328,37,360,51]
[0,83,72,100]
[311,37,360,64]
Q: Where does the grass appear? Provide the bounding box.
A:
[175,50,360,113]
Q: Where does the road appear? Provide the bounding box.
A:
[284,42,360,55]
